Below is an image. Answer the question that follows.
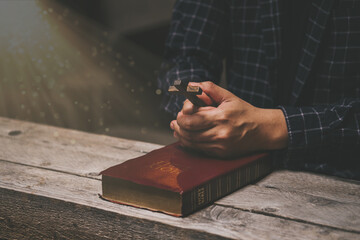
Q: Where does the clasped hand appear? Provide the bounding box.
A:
[170,81,288,158]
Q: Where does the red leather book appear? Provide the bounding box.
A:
[101,143,271,217]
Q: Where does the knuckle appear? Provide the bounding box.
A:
[179,138,189,147]
[181,118,194,130]
[208,145,227,158]
[213,149,225,158]
[176,111,182,120]
[216,110,228,124]
[216,129,230,141]
[183,131,194,141]
[202,81,215,90]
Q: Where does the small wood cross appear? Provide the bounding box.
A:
[168,80,206,107]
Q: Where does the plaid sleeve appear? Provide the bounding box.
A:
[279,98,360,178]
[157,0,228,116]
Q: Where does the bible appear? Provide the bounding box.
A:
[101,143,271,217]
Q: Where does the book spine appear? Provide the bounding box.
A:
[182,156,272,216]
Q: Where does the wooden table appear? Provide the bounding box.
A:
[0,117,359,239]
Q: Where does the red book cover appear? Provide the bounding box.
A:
[101,142,271,216]
[102,143,267,193]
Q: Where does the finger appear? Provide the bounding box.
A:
[188,82,214,106]
[177,108,219,131]
[170,120,176,130]
[182,99,197,115]
[191,81,235,105]
[173,130,179,140]
[177,137,225,158]
[182,99,215,115]
[172,120,215,143]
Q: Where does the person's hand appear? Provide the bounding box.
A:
[170,81,289,158]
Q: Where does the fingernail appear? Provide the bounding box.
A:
[170,121,174,129]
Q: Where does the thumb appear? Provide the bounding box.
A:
[190,81,234,105]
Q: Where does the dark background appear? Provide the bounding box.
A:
[0,0,177,144]
[58,0,173,57]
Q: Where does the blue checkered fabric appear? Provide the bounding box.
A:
[157,0,360,179]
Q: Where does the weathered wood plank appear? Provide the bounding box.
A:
[0,188,228,240]
[0,117,162,154]
[0,117,162,177]
[1,116,359,234]
[1,161,357,240]
[257,170,360,204]
[218,178,360,232]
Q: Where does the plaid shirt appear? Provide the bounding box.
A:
[158,0,360,179]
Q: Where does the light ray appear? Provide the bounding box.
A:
[0,0,164,141]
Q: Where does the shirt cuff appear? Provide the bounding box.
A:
[277,105,328,168]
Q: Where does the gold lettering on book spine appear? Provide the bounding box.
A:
[187,157,270,213]
[245,166,250,184]
[197,187,205,205]
[208,183,211,202]
[191,190,195,211]
[227,175,230,192]
[219,178,222,196]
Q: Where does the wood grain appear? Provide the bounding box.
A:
[0,116,359,239]
[0,117,162,153]
[0,188,228,240]
[1,161,357,240]
[218,178,360,232]
[0,117,161,177]
[257,170,360,204]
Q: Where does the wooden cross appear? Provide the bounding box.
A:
[168,80,206,107]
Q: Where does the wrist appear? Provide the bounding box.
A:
[256,108,289,150]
